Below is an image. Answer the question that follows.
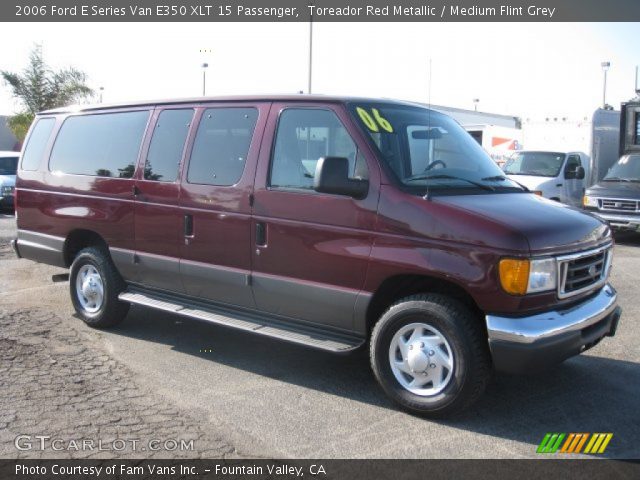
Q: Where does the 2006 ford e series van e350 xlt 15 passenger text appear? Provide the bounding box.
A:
[12,96,622,416]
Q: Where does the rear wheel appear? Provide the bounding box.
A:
[69,247,129,328]
[370,294,491,417]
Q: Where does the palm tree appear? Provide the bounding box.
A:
[1,44,94,142]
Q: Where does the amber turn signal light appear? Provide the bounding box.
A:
[499,258,530,295]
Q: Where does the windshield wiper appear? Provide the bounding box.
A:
[407,174,495,193]
[482,175,529,192]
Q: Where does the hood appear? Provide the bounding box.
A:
[505,174,556,191]
[0,174,16,186]
[586,180,640,199]
[435,193,610,254]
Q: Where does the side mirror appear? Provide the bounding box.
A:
[566,165,585,180]
[314,157,368,199]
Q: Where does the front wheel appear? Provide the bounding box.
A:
[69,246,129,328]
[370,294,491,417]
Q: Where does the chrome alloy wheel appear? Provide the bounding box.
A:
[388,322,455,396]
[75,264,104,314]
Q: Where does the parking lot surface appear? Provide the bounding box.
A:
[1,214,638,459]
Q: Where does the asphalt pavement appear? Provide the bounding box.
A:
[1,213,638,459]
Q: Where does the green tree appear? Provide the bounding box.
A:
[1,44,93,141]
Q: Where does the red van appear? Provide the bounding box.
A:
[13,96,621,416]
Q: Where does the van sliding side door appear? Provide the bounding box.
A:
[132,107,195,292]
[178,103,269,308]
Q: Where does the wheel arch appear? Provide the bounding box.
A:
[365,274,484,336]
[63,229,109,267]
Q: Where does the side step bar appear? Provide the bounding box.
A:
[118,288,365,353]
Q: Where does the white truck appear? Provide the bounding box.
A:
[501,108,621,206]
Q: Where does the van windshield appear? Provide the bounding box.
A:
[603,154,640,182]
[503,152,565,177]
[348,102,523,194]
[0,156,19,175]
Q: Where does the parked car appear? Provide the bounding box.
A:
[13,96,621,416]
[0,150,19,211]
[583,153,640,231]
[502,150,588,206]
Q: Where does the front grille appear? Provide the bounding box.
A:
[558,246,611,299]
[599,198,639,212]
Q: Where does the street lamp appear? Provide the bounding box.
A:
[473,98,480,112]
[201,62,209,96]
[601,61,610,108]
[308,4,314,94]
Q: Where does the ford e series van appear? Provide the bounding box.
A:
[13,96,621,416]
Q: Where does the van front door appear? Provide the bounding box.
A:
[251,104,379,331]
[178,104,267,308]
[133,108,195,292]
[563,154,583,206]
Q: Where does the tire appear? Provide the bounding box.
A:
[69,246,129,328]
[370,294,491,417]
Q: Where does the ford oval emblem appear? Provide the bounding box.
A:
[588,265,598,276]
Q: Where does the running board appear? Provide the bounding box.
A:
[118,289,364,353]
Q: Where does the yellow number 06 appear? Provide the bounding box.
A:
[356,107,393,133]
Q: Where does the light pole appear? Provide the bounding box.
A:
[473,98,480,112]
[308,5,314,94]
[601,61,610,108]
[99,86,104,103]
[202,62,209,96]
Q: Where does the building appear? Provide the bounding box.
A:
[432,104,523,165]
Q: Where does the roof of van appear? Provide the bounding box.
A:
[38,95,423,114]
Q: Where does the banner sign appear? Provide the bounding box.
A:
[4,0,640,22]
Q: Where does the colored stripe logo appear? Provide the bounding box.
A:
[537,433,613,454]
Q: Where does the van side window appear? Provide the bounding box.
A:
[187,108,258,186]
[565,155,581,173]
[270,109,367,191]
[49,111,149,178]
[21,118,55,171]
[145,109,193,182]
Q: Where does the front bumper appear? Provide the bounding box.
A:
[592,211,640,231]
[486,284,621,374]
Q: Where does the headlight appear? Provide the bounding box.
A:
[583,195,598,207]
[499,258,557,295]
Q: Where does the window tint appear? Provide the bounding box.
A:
[21,118,55,171]
[0,156,19,175]
[187,108,257,186]
[565,155,581,172]
[270,109,366,190]
[145,109,193,182]
[50,111,149,178]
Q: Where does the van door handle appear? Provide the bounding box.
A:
[256,222,266,247]
[184,214,194,238]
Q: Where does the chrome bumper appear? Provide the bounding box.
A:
[486,284,621,373]
[593,212,640,230]
[487,284,618,344]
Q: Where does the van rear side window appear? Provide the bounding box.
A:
[187,108,258,186]
[49,111,149,178]
[145,109,194,182]
[21,118,55,171]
